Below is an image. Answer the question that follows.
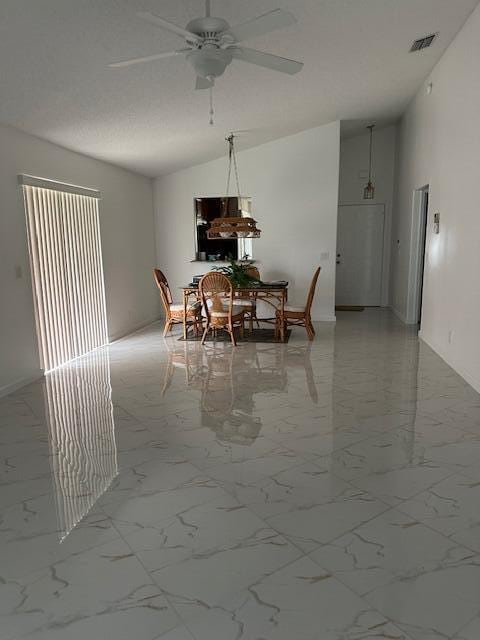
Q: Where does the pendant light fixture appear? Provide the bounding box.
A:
[364,124,375,200]
[207,133,261,239]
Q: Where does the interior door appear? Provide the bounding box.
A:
[336,204,385,306]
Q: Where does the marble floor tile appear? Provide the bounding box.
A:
[264,484,388,551]
[364,559,480,639]
[454,615,480,640]
[1,538,180,640]
[398,474,480,552]
[184,556,414,640]
[309,507,473,597]
[2,309,480,639]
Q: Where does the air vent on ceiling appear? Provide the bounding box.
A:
[410,33,437,52]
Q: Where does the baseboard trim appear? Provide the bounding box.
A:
[0,371,43,398]
[390,305,408,324]
[419,332,480,394]
[109,316,162,343]
[317,315,337,322]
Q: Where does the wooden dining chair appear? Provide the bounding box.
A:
[153,269,202,337]
[275,267,321,341]
[199,272,245,346]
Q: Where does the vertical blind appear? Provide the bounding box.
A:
[22,179,108,371]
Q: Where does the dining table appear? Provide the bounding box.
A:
[180,281,289,342]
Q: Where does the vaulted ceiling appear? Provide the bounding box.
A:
[0,0,478,176]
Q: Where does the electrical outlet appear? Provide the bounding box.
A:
[14,265,23,279]
[320,252,330,261]
[448,330,453,344]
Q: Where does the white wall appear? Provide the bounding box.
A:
[391,3,480,392]
[0,124,160,395]
[339,125,397,305]
[154,121,340,323]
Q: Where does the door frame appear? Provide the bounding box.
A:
[406,185,429,324]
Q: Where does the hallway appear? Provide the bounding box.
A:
[1,309,480,639]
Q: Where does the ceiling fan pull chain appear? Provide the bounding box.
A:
[209,85,214,126]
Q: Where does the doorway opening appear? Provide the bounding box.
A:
[335,204,385,308]
[406,185,429,326]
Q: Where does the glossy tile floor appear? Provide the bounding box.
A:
[2,309,480,640]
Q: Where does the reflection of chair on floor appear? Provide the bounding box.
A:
[280,343,318,404]
[200,345,262,445]
[153,268,202,337]
[162,341,205,396]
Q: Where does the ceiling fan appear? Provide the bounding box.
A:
[109,1,303,123]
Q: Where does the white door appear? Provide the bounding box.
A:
[336,204,385,306]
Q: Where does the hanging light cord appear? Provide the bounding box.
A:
[368,125,374,182]
[224,134,241,199]
[209,85,214,126]
[223,134,242,216]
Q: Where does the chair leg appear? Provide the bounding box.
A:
[249,313,253,333]
[163,319,172,337]
[306,318,315,341]
[307,315,315,337]
[229,324,237,346]
[201,323,210,345]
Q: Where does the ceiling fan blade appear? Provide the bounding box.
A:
[195,76,214,90]
[229,47,303,75]
[109,48,191,68]
[137,11,201,43]
[220,9,296,43]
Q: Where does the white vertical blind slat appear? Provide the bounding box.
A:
[23,185,108,371]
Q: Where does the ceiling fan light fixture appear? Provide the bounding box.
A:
[110,3,303,125]
[187,47,233,79]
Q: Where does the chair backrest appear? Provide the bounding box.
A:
[305,267,321,316]
[153,268,173,311]
[199,272,233,319]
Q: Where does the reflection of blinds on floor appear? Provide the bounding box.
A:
[21,177,108,371]
[44,348,117,542]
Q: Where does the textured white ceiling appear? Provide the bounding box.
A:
[0,0,478,176]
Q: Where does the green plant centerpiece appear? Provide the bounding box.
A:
[213,257,262,288]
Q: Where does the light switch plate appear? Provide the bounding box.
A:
[320,252,330,260]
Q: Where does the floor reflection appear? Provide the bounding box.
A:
[331,311,420,477]
[163,341,318,444]
[44,348,118,541]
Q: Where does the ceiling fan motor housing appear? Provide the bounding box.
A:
[186,16,230,37]
[187,46,233,79]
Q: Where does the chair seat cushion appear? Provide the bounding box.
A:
[233,299,255,308]
[169,302,202,316]
[283,305,305,313]
[211,306,244,318]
